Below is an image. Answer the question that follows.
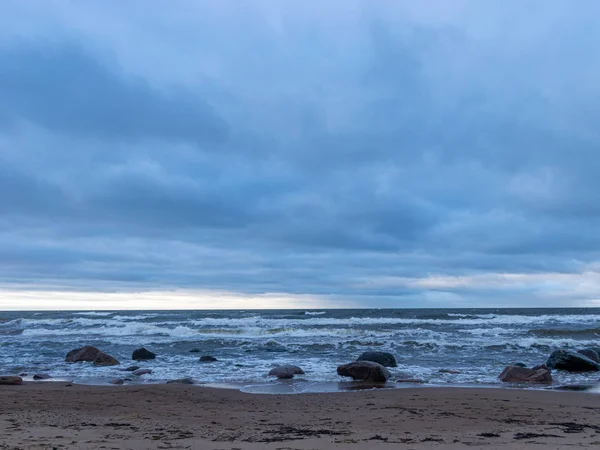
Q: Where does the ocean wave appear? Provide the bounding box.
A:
[73,312,114,317]
[303,311,326,316]
[528,328,600,338]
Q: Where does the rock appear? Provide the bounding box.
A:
[510,362,527,368]
[396,378,426,383]
[356,351,397,368]
[166,378,195,385]
[132,348,156,361]
[109,378,124,385]
[578,349,600,363]
[0,376,23,385]
[199,355,217,362]
[268,365,305,379]
[65,346,119,366]
[498,365,552,384]
[552,384,596,391]
[438,369,462,374]
[189,348,201,353]
[124,366,141,372]
[546,349,600,372]
[33,373,52,380]
[132,369,152,376]
[337,361,391,382]
[93,353,120,367]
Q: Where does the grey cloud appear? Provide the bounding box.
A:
[0,43,229,144]
[0,2,600,307]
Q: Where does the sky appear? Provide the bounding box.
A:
[1,0,600,310]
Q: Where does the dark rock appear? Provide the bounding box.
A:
[337,361,391,382]
[438,369,462,374]
[109,378,124,385]
[93,353,120,367]
[532,363,549,371]
[552,384,596,391]
[510,362,527,368]
[132,348,156,361]
[578,349,600,363]
[268,365,305,379]
[498,365,552,384]
[546,349,600,372]
[33,373,52,380]
[199,355,217,362]
[132,369,152,376]
[357,351,397,367]
[166,378,195,385]
[124,366,140,372]
[189,348,201,353]
[65,346,119,366]
[0,376,23,385]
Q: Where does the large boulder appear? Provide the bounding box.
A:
[0,376,23,385]
[578,349,600,363]
[65,346,119,366]
[498,365,552,384]
[357,351,397,368]
[268,365,305,379]
[546,349,600,372]
[337,361,391,382]
[132,347,156,361]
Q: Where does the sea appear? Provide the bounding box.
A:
[1,308,599,393]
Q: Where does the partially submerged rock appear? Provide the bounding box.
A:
[498,365,552,384]
[132,348,156,361]
[578,349,600,363]
[65,346,119,367]
[124,366,140,372]
[357,351,397,367]
[337,361,391,382]
[166,378,195,385]
[33,373,52,380]
[439,369,462,374]
[0,376,23,385]
[268,365,305,379]
[132,369,152,376]
[109,378,124,385]
[199,355,217,362]
[546,350,600,372]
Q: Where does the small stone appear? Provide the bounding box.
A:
[124,366,140,372]
[33,373,52,380]
[166,378,195,385]
[132,369,152,376]
[109,378,124,385]
[199,355,217,362]
[268,365,305,379]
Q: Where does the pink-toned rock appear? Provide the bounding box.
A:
[0,376,23,385]
[109,378,124,385]
[65,346,119,366]
[268,365,305,379]
[498,365,552,384]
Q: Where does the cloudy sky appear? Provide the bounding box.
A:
[1,0,600,310]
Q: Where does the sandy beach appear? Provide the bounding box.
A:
[1,383,599,449]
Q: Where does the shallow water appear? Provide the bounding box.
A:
[1,308,599,390]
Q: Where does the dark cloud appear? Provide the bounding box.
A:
[0,43,229,144]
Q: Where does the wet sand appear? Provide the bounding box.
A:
[1,383,599,449]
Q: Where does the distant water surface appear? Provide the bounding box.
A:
[1,308,599,389]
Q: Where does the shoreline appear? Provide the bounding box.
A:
[2,383,600,448]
